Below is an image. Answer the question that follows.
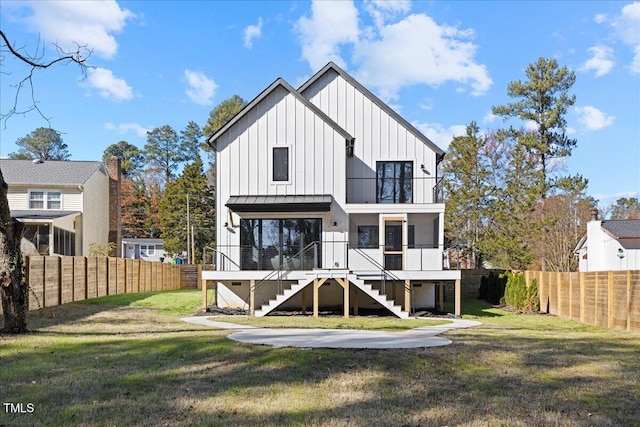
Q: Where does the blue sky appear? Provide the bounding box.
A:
[1,0,638,207]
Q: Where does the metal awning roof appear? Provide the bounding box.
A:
[226,195,332,212]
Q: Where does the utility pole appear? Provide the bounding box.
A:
[187,193,190,264]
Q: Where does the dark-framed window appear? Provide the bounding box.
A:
[357,225,379,248]
[273,147,289,181]
[376,161,413,203]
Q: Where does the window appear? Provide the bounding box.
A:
[357,226,379,248]
[29,191,61,209]
[376,161,413,203]
[273,147,289,181]
[240,218,322,270]
[141,245,156,256]
[53,227,75,256]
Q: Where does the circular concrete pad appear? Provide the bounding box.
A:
[182,317,482,349]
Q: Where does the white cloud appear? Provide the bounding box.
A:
[184,70,218,106]
[483,112,498,124]
[295,0,359,70]
[580,46,614,77]
[86,67,133,101]
[524,120,539,131]
[413,122,467,149]
[594,13,607,24]
[294,2,491,100]
[364,0,411,28]
[243,18,263,48]
[612,2,640,73]
[353,14,492,100]
[15,0,134,59]
[575,105,615,130]
[104,122,150,137]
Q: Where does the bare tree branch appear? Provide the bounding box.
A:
[0,29,92,127]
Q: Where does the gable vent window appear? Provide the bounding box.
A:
[273,147,289,181]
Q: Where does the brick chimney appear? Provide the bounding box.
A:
[108,156,122,257]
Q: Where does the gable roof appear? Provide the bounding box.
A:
[298,62,446,160]
[601,219,640,239]
[207,77,354,147]
[0,159,106,186]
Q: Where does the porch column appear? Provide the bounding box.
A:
[301,288,307,315]
[404,279,410,312]
[249,279,255,316]
[438,281,444,312]
[454,279,461,318]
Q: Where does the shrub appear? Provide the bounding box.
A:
[503,272,539,313]
[479,271,506,304]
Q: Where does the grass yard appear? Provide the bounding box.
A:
[2,290,639,426]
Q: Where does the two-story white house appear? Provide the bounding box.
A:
[575,214,640,272]
[1,158,113,256]
[202,62,461,318]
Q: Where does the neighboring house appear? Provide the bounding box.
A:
[1,158,120,256]
[202,62,461,318]
[575,214,640,272]
[122,238,167,262]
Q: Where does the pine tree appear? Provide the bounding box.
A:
[158,155,214,262]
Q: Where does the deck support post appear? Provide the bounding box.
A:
[335,278,349,318]
[404,279,411,312]
[249,279,255,316]
[313,278,319,318]
[438,281,444,312]
[454,279,461,318]
[202,279,208,310]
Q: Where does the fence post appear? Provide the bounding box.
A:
[608,270,613,329]
[580,272,585,324]
[627,270,632,332]
[556,272,561,317]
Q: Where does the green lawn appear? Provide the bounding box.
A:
[2,291,638,426]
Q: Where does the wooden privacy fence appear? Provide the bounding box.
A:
[0,256,187,313]
[525,270,640,333]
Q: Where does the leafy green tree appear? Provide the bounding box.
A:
[492,57,577,199]
[610,197,640,220]
[482,131,543,269]
[102,141,144,178]
[203,95,247,140]
[180,121,203,160]
[159,155,214,262]
[10,127,70,160]
[443,122,492,266]
[144,125,185,183]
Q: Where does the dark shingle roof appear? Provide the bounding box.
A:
[0,159,106,186]
[601,220,640,239]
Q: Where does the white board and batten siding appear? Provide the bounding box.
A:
[301,69,440,205]
[216,83,348,249]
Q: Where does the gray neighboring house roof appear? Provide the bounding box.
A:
[298,62,446,160]
[122,238,164,245]
[601,220,640,239]
[0,159,106,186]
[11,210,81,220]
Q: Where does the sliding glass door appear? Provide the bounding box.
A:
[240,218,322,270]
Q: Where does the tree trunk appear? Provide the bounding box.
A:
[0,168,28,334]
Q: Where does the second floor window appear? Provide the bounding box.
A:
[29,191,61,210]
[376,161,413,203]
[273,147,289,181]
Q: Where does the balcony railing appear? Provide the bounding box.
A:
[346,177,444,204]
[204,241,448,272]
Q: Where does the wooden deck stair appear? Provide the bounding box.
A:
[254,273,409,318]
